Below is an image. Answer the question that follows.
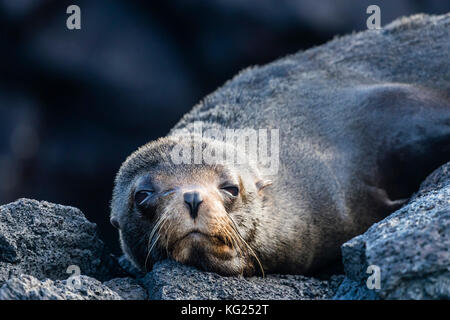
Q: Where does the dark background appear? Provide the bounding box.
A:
[1,0,449,253]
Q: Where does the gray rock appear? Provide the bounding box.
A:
[0,274,122,300]
[333,278,380,300]
[412,163,450,199]
[141,260,343,300]
[104,277,147,300]
[0,199,121,285]
[335,163,450,300]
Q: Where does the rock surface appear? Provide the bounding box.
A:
[104,277,147,300]
[141,260,343,300]
[0,199,122,285]
[334,163,450,300]
[0,275,122,300]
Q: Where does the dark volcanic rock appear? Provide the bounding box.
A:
[0,275,121,300]
[104,277,147,300]
[333,278,380,300]
[141,260,343,300]
[335,163,450,300]
[0,199,121,285]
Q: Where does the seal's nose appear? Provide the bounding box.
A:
[184,191,203,219]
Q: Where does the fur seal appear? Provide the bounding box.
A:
[111,14,450,276]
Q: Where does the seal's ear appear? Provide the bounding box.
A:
[256,180,273,195]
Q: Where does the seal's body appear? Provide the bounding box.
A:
[111,14,450,276]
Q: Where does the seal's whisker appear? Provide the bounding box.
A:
[148,233,162,256]
[227,217,265,278]
[144,233,162,271]
[217,217,239,249]
[229,231,246,277]
[143,210,172,272]
[216,216,247,277]
[133,229,151,249]
[148,213,169,247]
[164,218,175,258]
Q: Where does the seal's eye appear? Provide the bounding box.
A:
[135,190,154,206]
[221,186,239,197]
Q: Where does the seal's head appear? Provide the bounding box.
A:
[111,136,272,276]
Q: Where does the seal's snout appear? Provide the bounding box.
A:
[183,191,203,219]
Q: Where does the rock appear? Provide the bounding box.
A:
[334,163,450,300]
[0,275,121,300]
[333,278,380,300]
[141,260,343,300]
[104,277,147,300]
[412,163,450,199]
[0,199,122,285]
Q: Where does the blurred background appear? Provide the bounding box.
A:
[0,0,449,253]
